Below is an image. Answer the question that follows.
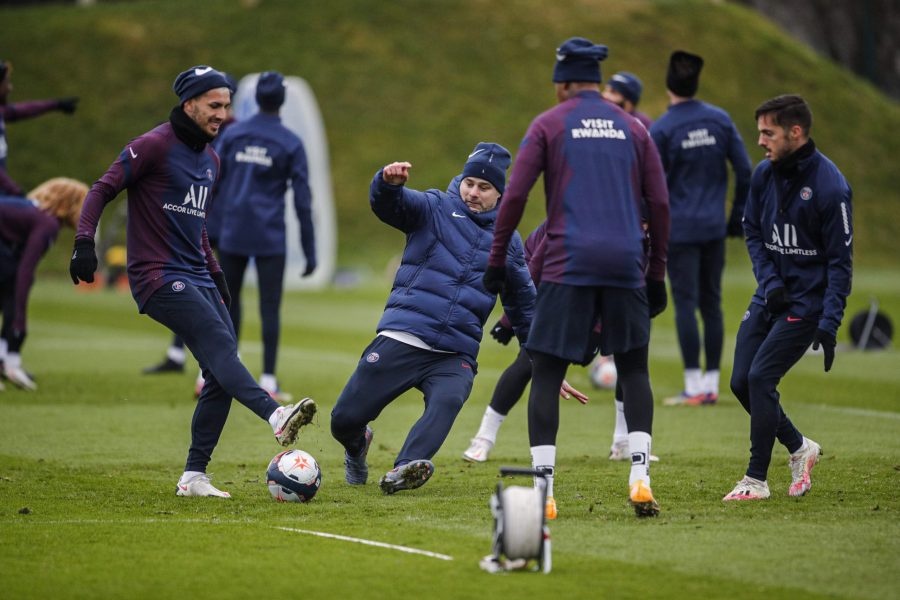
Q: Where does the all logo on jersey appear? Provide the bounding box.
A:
[163,185,209,219]
[766,223,818,256]
[800,186,813,201]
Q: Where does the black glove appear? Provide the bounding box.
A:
[647,279,668,318]
[211,271,231,310]
[56,96,79,114]
[489,320,514,345]
[765,287,791,315]
[482,265,507,295]
[726,211,744,238]
[69,238,98,284]
[301,259,317,278]
[811,328,836,372]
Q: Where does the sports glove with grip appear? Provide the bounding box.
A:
[489,320,514,345]
[726,211,744,238]
[765,287,791,315]
[647,279,667,318]
[69,238,98,284]
[211,271,231,310]
[301,259,317,278]
[811,329,836,372]
[482,265,507,295]
[56,97,79,114]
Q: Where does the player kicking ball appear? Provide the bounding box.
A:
[723,95,851,501]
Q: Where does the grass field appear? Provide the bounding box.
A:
[1,252,899,599]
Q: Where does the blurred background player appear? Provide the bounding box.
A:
[0,178,88,390]
[602,71,653,130]
[69,65,315,498]
[0,58,79,198]
[213,70,316,401]
[143,73,238,387]
[724,95,851,501]
[650,51,752,406]
[483,37,669,518]
[330,143,535,495]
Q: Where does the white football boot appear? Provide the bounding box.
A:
[788,437,822,497]
[462,437,493,463]
[272,398,317,446]
[175,473,231,498]
[723,476,770,501]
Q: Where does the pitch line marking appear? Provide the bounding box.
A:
[809,404,900,420]
[275,526,453,561]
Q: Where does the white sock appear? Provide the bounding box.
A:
[612,399,628,442]
[260,373,277,392]
[195,370,205,386]
[628,431,652,486]
[166,345,186,364]
[531,445,556,497]
[268,406,283,429]
[703,370,720,396]
[6,352,21,370]
[179,470,204,484]
[685,369,703,396]
[0,338,8,362]
[792,437,808,456]
[475,406,505,444]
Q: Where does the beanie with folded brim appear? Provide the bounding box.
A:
[666,50,704,97]
[461,142,511,194]
[173,65,232,103]
[553,37,609,83]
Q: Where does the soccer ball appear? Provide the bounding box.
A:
[589,355,617,390]
[266,449,322,502]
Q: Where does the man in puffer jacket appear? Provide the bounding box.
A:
[331,142,535,495]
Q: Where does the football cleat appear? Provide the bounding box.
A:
[663,391,716,406]
[345,426,374,485]
[462,437,494,463]
[379,459,435,495]
[629,480,660,517]
[272,398,317,446]
[175,473,231,498]
[788,437,822,497]
[723,476,770,501]
[545,496,558,520]
[4,365,36,391]
[609,439,660,462]
[142,357,185,375]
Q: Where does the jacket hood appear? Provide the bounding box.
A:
[446,174,497,227]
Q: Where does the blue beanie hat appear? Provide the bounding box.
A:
[223,72,238,94]
[552,37,609,83]
[608,71,643,105]
[173,65,232,103]
[462,142,511,194]
[256,71,286,111]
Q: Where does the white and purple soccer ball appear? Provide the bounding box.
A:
[267,449,322,502]
[589,355,618,390]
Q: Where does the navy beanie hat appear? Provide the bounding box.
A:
[608,71,643,105]
[552,37,609,83]
[666,50,704,97]
[256,71,286,111]
[173,65,232,103]
[223,72,238,94]
[462,142,511,194]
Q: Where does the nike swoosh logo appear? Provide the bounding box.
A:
[467,148,486,159]
[129,147,138,159]
[194,67,213,76]
[786,317,802,322]
[844,235,852,246]
[451,211,467,218]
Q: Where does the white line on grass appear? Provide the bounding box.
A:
[275,526,453,561]
[809,404,900,420]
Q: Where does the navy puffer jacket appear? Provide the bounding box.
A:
[371,171,535,370]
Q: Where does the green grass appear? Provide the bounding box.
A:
[2,255,899,599]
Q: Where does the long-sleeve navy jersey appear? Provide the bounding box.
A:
[743,144,852,337]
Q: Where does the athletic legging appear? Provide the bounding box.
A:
[528,344,653,446]
[218,251,287,375]
[489,346,533,415]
